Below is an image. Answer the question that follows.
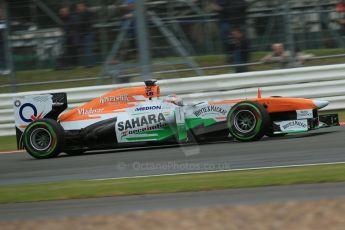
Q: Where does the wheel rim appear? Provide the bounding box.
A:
[30,128,52,151]
[233,110,257,134]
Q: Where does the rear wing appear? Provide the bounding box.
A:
[13,93,67,149]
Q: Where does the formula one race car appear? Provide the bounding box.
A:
[14,80,339,159]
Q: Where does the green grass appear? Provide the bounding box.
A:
[339,110,345,121]
[0,67,103,93]
[0,136,17,152]
[1,163,345,204]
[1,48,345,93]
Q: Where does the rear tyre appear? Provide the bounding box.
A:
[23,119,64,159]
[227,101,270,142]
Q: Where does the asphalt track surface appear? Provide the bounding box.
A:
[1,183,345,221]
[0,126,345,185]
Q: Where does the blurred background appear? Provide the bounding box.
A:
[1,0,345,93]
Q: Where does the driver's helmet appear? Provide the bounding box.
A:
[163,94,183,106]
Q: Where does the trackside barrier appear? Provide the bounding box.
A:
[1,64,345,136]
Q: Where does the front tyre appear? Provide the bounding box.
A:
[23,119,65,159]
[227,101,270,142]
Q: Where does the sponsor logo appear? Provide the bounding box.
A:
[121,123,167,138]
[299,111,311,116]
[118,113,166,131]
[121,130,129,139]
[19,103,43,122]
[145,87,154,97]
[32,95,50,103]
[14,100,21,108]
[100,95,128,104]
[297,110,313,119]
[135,105,162,112]
[77,108,104,115]
[282,120,308,130]
[193,105,227,117]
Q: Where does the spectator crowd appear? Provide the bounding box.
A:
[57,2,95,69]
[53,0,345,73]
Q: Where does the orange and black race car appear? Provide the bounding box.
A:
[13,80,339,159]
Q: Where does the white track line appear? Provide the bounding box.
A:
[0,150,25,155]
[89,161,345,182]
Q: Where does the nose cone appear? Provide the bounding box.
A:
[313,100,329,109]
